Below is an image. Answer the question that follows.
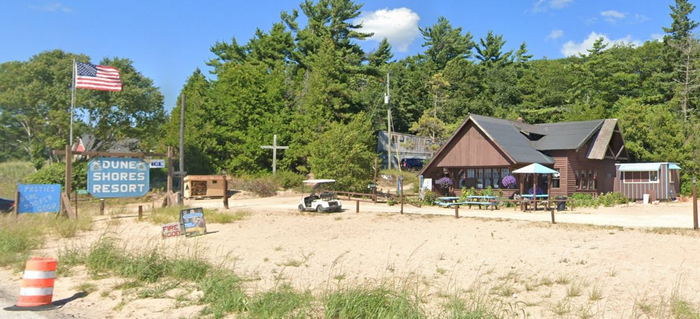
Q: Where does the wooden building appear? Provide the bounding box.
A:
[419,114,628,197]
[183,175,226,199]
[614,163,681,201]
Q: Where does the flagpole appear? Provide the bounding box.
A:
[69,59,76,147]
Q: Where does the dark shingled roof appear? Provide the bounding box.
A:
[470,115,554,164]
[469,115,609,164]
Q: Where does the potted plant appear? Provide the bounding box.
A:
[435,176,453,195]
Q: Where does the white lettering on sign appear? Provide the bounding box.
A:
[87,157,150,198]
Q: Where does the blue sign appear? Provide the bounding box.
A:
[87,157,150,198]
[17,184,61,213]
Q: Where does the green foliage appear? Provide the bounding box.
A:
[569,192,628,208]
[24,160,88,192]
[245,284,312,319]
[273,171,306,190]
[422,191,438,205]
[235,176,279,197]
[324,287,425,319]
[0,161,35,198]
[569,193,598,208]
[308,113,376,192]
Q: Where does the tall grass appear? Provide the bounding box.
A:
[324,287,425,319]
[147,206,248,225]
[0,161,35,198]
[0,213,92,267]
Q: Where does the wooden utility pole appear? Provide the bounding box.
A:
[693,177,698,230]
[260,134,289,174]
[179,95,186,203]
[64,145,72,200]
[166,146,173,206]
[385,72,392,170]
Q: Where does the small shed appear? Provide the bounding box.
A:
[614,163,681,201]
[183,175,226,199]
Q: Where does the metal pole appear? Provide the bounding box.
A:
[69,59,76,146]
[64,145,72,200]
[693,177,698,230]
[179,95,186,204]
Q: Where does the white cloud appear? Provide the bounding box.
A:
[601,10,626,22]
[355,8,420,52]
[533,0,573,12]
[650,33,664,42]
[547,29,564,40]
[29,2,72,13]
[561,32,641,56]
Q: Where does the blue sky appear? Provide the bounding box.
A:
[0,1,690,112]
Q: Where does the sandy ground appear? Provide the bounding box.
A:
[1,194,700,318]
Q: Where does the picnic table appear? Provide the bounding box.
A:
[434,195,499,210]
[520,194,549,210]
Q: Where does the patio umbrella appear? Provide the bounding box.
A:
[512,163,558,199]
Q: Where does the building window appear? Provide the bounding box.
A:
[649,171,658,182]
[552,169,561,188]
[575,169,596,191]
[456,167,514,189]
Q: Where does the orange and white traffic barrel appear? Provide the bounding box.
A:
[4,257,58,311]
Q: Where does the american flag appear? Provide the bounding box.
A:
[75,62,122,91]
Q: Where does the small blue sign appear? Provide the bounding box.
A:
[87,157,150,198]
[18,184,61,213]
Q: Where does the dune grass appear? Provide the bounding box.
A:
[147,206,248,225]
[0,213,92,268]
[0,161,36,198]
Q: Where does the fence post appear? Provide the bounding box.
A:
[550,208,556,224]
[455,205,459,218]
[99,199,105,215]
[14,191,19,217]
[356,200,359,213]
[138,205,143,221]
[223,175,229,209]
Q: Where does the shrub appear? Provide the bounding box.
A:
[274,171,305,190]
[244,177,278,197]
[597,192,628,207]
[570,193,597,208]
[24,161,88,192]
[422,191,437,205]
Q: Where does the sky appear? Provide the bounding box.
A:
[0,0,692,112]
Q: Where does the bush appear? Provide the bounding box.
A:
[597,192,629,207]
[273,170,305,190]
[422,191,437,205]
[230,176,279,197]
[570,193,597,208]
[24,161,87,192]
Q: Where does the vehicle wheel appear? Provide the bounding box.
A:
[298,204,305,212]
[316,205,323,212]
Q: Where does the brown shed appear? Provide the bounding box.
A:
[183,175,226,199]
[614,163,681,201]
[420,114,628,197]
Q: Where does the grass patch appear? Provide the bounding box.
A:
[245,284,312,319]
[0,161,35,198]
[324,287,425,319]
[199,270,248,318]
[147,206,247,225]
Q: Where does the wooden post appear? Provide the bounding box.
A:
[455,205,459,218]
[693,178,698,230]
[547,174,552,211]
[533,174,538,211]
[166,146,173,206]
[223,175,229,209]
[550,208,556,224]
[519,175,525,211]
[64,145,72,200]
[13,191,19,217]
[138,205,143,221]
[73,191,78,218]
[99,199,105,215]
[356,200,359,213]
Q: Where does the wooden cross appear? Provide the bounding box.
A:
[260,134,288,174]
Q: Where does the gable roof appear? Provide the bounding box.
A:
[420,114,621,175]
[470,115,554,164]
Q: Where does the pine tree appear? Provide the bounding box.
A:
[475,31,512,67]
[420,17,474,70]
[368,38,393,66]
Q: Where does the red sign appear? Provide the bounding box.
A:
[161,222,182,238]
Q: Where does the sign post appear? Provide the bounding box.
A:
[87,158,150,198]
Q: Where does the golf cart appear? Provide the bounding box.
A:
[298,179,342,212]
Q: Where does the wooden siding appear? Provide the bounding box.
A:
[615,164,677,200]
[545,142,617,196]
[433,122,512,168]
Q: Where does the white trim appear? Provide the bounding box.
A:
[23,271,55,280]
[19,287,53,296]
[622,171,659,184]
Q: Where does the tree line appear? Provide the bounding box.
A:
[2,0,700,192]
